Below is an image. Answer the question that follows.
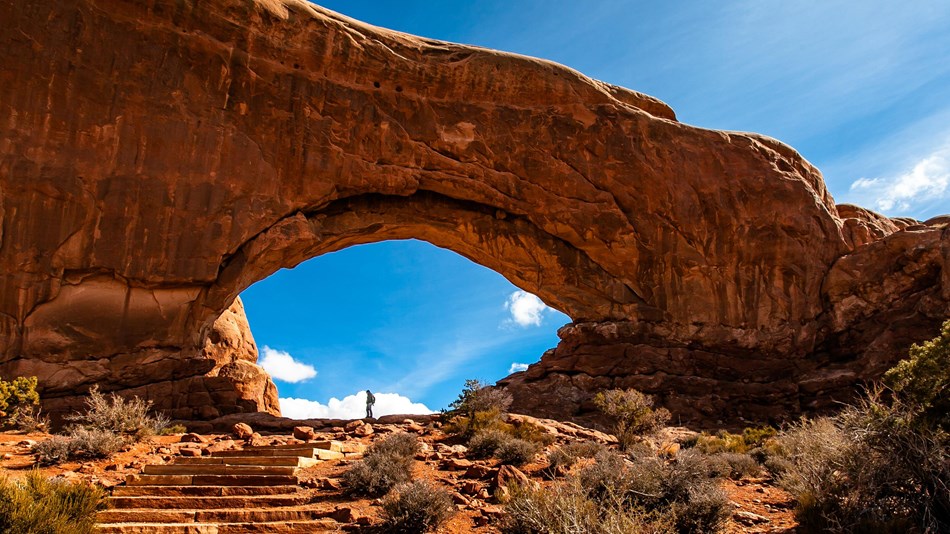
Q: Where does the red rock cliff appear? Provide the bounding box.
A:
[0,0,946,423]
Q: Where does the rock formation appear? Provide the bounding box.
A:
[0,0,946,423]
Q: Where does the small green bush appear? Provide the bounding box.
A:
[593,388,670,450]
[380,481,454,533]
[343,433,419,497]
[0,471,108,533]
[496,438,540,466]
[0,376,41,429]
[444,379,514,438]
[884,319,950,430]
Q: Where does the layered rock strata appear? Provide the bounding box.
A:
[0,0,946,423]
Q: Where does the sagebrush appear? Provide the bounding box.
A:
[0,471,108,534]
[32,386,170,464]
[380,481,454,533]
[593,388,670,450]
[343,433,419,497]
[774,324,950,533]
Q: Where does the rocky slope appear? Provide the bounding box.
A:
[0,414,797,533]
[0,0,946,422]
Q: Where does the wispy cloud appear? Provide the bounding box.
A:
[848,143,950,215]
[259,346,317,383]
[508,362,529,374]
[504,291,549,327]
[279,391,432,419]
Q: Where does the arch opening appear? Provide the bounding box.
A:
[239,239,570,418]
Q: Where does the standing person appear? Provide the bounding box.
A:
[365,389,376,419]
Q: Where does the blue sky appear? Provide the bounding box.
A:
[243,1,950,418]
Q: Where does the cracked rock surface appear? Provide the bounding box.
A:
[0,0,947,423]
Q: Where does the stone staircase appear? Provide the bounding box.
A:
[97,442,351,533]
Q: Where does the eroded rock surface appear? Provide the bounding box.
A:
[0,0,946,423]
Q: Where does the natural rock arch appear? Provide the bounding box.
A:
[0,0,947,422]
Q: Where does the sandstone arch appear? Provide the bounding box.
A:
[0,0,947,422]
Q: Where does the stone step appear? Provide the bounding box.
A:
[211,448,343,461]
[126,474,298,487]
[174,456,319,467]
[143,464,297,476]
[96,520,339,533]
[112,485,299,497]
[242,441,343,452]
[108,494,310,509]
[97,507,331,524]
[210,448,318,458]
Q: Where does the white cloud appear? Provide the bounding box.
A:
[259,346,317,383]
[508,362,530,373]
[849,144,950,214]
[279,391,432,420]
[504,291,548,327]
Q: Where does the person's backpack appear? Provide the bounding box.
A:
[367,392,375,404]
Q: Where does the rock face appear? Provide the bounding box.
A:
[0,0,946,424]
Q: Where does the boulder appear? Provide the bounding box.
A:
[232,423,254,440]
[292,426,317,441]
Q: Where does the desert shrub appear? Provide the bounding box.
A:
[468,429,512,459]
[575,449,730,534]
[500,481,601,534]
[449,379,513,417]
[669,485,731,534]
[884,319,950,430]
[496,438,541,466]
[502,474,703,534]
[577,450,639,505]
[67,385,169,439]
[64,427,128,459]
[343,433,418,497]
[444,379,514,438]
[593,388,670,450]
[32,427,127,465]
[545,441,606,475]
[777,392,950,532]
[774,324,950,533]
[30,385,170,465]
[0,471,108,533]
[10,405,50,433]
[380,481,454,533]
[716,452,762,480]
[369,432,421,459]
[31,435,74,465]
[0,376,41,429]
